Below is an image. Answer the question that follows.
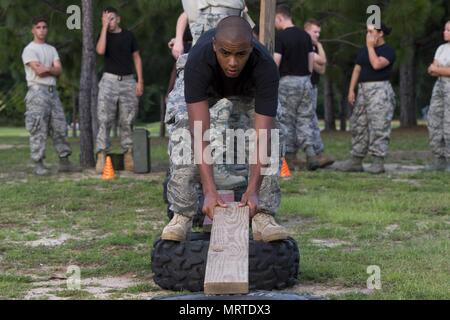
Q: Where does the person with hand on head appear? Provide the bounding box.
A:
[336,23,396,174]
[95,7,144,174]
[425,21,450,172]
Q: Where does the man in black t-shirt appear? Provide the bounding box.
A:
[304,19,335,169]
[95,7,144,174]
[274,5,319,172]
[162,17,289,243]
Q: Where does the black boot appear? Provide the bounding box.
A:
[58,156,82,173]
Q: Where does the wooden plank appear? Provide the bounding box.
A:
[204,203,249,295]
[203,190,235,233]
[259,0,277,55]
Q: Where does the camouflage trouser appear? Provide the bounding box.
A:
[190,7,243,45]
[24,85,72,162]
[428,78,450,159]
[96,73,139,153]
[167,96,283,219]
[311,86,325,154]
[351,81,396,158]
[278,76,314,154]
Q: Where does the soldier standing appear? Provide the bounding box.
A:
[426,21,450,172]
[336,23,396,174]
[304,19,335,169]
[274,5,319,171]
[22,17,80,176]
[95,7,144,174]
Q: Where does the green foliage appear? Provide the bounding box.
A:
[1,0,450,125]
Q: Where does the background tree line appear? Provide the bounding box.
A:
[1,0,449,130]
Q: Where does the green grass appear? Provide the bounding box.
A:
[0,123,449,300]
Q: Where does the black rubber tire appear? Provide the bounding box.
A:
[153,291,321,300]
[151,233,299,293]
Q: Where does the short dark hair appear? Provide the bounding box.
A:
[32,16,48,26]
[104,6,118,15]
[376,23,392,36]
[276,4,292,18]
[304,19,321,29]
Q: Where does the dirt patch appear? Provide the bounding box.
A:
[291,283,373,297]
[25,234,75,247]
[25,276,139,300]
[279,216,317,229]
[0,144,27,150]
[311,239,351,248]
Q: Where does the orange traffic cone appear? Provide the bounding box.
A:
[280,158,292,178]
[102,156,115,180]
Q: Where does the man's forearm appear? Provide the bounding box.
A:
[247,114,275,194]
[436,66,450,77]
[349,67,360,93]
[134,54,144,83]
[96,27,108,55]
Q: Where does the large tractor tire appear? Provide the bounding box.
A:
[151,233,299,292]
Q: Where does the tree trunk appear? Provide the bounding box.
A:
[72,94,77,138]
[323,76,336,131]
[79,0,95,167]
[160,93,166,138]
[399,45,417,128]
[91,69,99,140]
[339,94,348,132]
[259,0,276,55]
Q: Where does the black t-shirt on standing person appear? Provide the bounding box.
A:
[184,29,280,118]
[103,29,139,76]
[356,44,396,83]
[275,26,314,78]
[310,45,320,86]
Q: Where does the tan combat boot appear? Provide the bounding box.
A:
[317,153,335,168]
[161,214,193,241]
[124,149,134,172]
[252,213,289,242]
[95,151,106,174]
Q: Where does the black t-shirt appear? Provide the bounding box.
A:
[356,44,396,82]
[184,29,280,117]
[103,29,139,76]
[275,26,313,77]
[311,45,320,86]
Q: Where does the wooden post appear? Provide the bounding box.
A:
[204,204,249,295]
[160,93,166,138]
[259,0,276,55]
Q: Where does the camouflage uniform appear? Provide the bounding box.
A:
[24,85,72,162]
[311,86,325,154]
[96,73,139,153]
[350,81,396,158]
[190,4,245,44]
[167,86,283,218]
[428,78,450,159]
[278,75,314,154]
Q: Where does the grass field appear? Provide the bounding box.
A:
[0,124,448,300]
